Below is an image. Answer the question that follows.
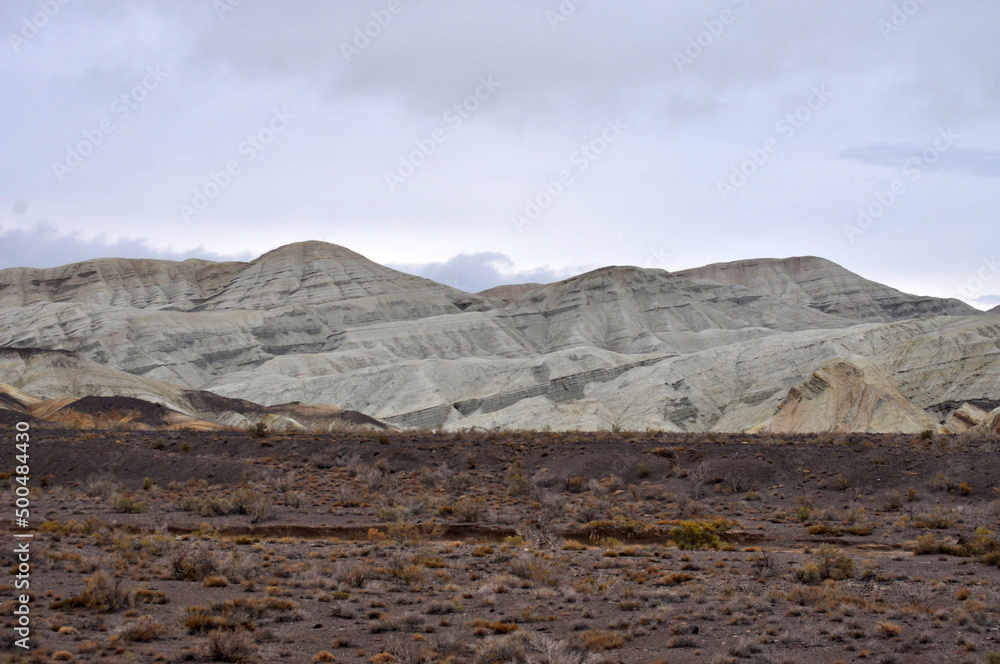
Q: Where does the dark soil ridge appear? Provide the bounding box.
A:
[22,520,816,548]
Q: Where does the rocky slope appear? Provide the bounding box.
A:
[0,347,384,432]
[750,357,941,434]
[677,256,978,323]
[976,407,1000,435]
[1,242,997,433]
[477,284,543,300]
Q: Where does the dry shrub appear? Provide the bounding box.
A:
[111,493,147,513]
[170,544,220,581]
[580,629,625,652]
[232,487,272,523]
[185,597,301,634]
[84,475,120,500]
[876,621,902,638]
[793,545,854,584]
[52,571,133,613]
[914,528,1000,566]
[508,556,565,588]
[470,620,519,635]
[473,633,528,664]
[207,629,257,662]
[116,616,168,642]
[653,572,693,587]
[453,497,488,522]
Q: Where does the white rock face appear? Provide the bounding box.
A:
[1,241,998,433]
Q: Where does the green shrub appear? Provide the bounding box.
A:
[112,494,147,514]
[668,519,738,551]
[794,545,854,584]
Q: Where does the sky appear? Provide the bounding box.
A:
[1,1,999,307]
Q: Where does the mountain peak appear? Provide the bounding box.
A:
[2,242,996,434]
[677,256,978,323]
[253,241,367,264]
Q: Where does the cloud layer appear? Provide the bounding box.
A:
[389,252,582,293]
[1,0,998,306]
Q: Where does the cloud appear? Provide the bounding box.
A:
[971,294,1000,309]
[837,144,1000,178]
[0,223,252,271]
[389,252,582,293]
[1,1,998,300]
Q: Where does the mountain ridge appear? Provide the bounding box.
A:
[676,256,978,323]
[1,241,996,433]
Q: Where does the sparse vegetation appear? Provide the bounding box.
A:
[25,427,1000,662]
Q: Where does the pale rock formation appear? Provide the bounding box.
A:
[499,265,856,356]
[974,407,1000,435]
[477,283,543,301]
[677,256,978,323]
[0,381,41,408]
[0,348,383,431]
[943,403,991,433]
[750,357,940,434]
[1,242,997,433]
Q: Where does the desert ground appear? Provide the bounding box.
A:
[4,426,1000,663]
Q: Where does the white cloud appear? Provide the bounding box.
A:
[389,252,583,293]
[0,223,250,271]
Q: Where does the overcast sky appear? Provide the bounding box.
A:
[2,1,998,306]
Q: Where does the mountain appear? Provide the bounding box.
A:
[1,241,997,433]
[676,256,978,323]
[990,305,1000,315]
[0,347,384,432]
[498,265,856,356]
[477,283,543,301]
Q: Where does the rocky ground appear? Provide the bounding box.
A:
[4,427,1000,663]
